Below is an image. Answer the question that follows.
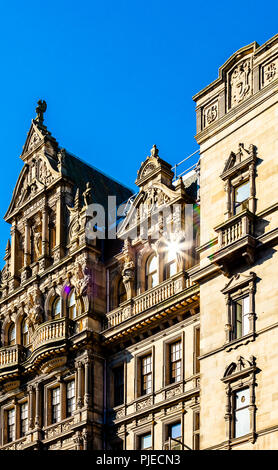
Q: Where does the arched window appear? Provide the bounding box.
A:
[52,297,62,320]
[117,279,127,306]
[8,323,16,346]
[21,318,29,346]
[164,248,177,279]
[145,254,158,290]
[68,291,77,320]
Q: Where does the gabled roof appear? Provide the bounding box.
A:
[64,151,134,210]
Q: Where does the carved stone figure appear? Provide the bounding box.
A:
[230,59,252,108]
[32,221,42,259]
[25,290,44,331]
[35,100,47,123]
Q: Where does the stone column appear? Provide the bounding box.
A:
[77,362,83,409]
[84,358,92,407]
[35,383,41,428]
[24,221,31,267]
[41,206,49,257]
[28,385,34,429]
[10,220,20,290]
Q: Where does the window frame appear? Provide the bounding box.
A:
[222,355,258,447]
[222,272,256,350]
[66,379,75,418]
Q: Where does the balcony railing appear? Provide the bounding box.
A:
[212,210,256,269]
[103,271,193,330]
[217,210,255,248]
[32,318,67,351]
[0,344,26,369]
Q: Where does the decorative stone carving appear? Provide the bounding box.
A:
[121,239,135,297]
[82,182,93,208]
[35,99,47,124]
[203,102,218,127]
[165,384,183,399]
[136,396,152,411]
[229,59,252,108]
[262,58,278,86]
[32,218,42,259]
[25,288,44,331]
[73,263,91,297]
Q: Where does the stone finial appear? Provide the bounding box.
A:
[150,144,159,158]
[35,100,47,123]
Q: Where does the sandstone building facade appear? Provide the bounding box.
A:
[0,34,278,450]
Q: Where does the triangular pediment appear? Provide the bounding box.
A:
[21,120,48,157]
[117,182,179,238]
[222,143,256,176]
[4,154,60,221]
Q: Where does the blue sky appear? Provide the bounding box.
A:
[0,0,277,266]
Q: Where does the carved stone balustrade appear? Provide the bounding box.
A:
[32,318,67,351]
[212,209,256,271]
[0,344,26,370]
[103,271,192,330]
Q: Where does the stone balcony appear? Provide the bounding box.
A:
[103,271,195,331]
[212,209,256,271]
[32,317,68,351]
[0,318,70,374]
[0,344,26,370]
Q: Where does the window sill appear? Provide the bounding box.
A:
[224,332,255,352]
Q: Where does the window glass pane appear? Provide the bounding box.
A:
[53,297,61,319]
[235,407,250,438]
[235,182,250,204]
[234,389,250,438]
[141,433,151,449]
[9,324,16,345]
[66,381,75,416]
[234,182,250,214]
[68,292,77,319]
[146,255,158,289]
[148,256,157,274]
[235,388,250,408]
[170,422,181,439]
